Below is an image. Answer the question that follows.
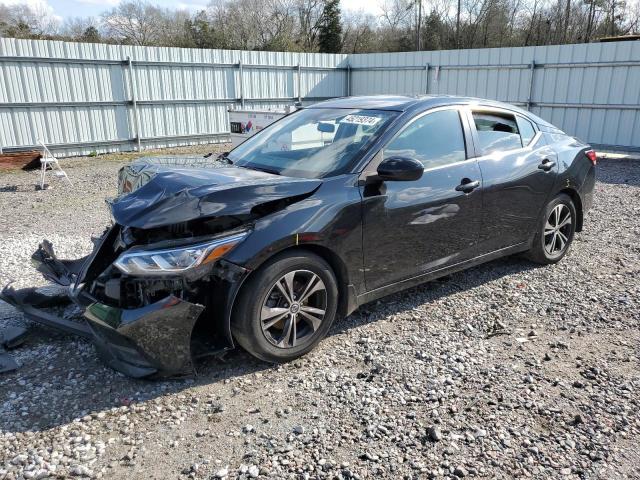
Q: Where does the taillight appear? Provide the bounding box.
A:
[585,150,597,165]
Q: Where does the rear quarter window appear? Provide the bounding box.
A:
[473,112,522,153]
[516,116,537,146]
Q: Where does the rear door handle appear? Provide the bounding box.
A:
[455,179,480,193]
[538,159,556,171]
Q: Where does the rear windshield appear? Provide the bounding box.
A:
[228,108,397,178]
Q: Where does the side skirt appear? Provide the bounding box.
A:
[353,242,530,309]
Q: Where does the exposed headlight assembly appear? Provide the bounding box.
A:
[113,231,248,276]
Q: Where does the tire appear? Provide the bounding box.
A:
[231,250,339,363]
[524,193,577,264]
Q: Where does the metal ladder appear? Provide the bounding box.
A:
[39,141,71,190]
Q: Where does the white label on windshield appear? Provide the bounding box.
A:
[341,114,381,126]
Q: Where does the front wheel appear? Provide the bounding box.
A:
[524,193,577,264]
[231,251,338,363]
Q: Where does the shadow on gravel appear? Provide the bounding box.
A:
[596,158,640,187]
[1,255,539,435]
[335,255,538,334]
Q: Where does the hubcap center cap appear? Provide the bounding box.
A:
[289,303,300,314]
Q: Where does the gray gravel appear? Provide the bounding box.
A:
[1,153,639,479]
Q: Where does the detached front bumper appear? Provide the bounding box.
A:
[1,286,205,378]
[85,296,204,378]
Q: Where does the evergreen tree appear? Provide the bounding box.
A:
[318,0,343,53]
[81,26,101,43]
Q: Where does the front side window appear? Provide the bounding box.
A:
[473,111,522,153]
[228,108,396,178]
[383,109,467,169]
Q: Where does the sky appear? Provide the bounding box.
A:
[1,0,385,22]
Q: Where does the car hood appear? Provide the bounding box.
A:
[109,166,322,229]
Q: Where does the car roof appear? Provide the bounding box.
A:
[309,95,559,131]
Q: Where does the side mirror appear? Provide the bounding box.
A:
[376,156,424,182]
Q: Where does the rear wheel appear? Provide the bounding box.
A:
[232,251,338,363]
[525,193,576,264]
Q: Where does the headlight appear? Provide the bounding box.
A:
[113,231,248,276]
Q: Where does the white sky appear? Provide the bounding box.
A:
[0,0,385,21]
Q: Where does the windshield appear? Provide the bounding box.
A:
[228,108,397,178]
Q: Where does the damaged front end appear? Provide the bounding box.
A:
[1,225,250,378]
[2,164,321,378]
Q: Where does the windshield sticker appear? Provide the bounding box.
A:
[340,114,382,126]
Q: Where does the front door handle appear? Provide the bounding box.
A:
[538,159,556,171]
[455,179,480,193]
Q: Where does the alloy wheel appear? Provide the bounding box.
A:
[260,270,327,348]
[544,204,572,256]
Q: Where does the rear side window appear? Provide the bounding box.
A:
[473,112,521,153]
[516,116,537,146]
[384,109,466,169]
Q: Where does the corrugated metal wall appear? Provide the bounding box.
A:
[0,39,348,156]
[1,38,638,155]
[349,41,640,149]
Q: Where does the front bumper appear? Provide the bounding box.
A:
[1,286,205,378]
[1,234,249,378]
[85,296,204,378]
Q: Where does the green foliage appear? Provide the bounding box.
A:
[185,11,228,49]
[1,0,639,53]
[318,0,343,53]
[81,26,101,43]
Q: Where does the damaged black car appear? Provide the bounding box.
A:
[1,95,596,378]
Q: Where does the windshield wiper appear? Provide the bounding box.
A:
[239,165,281,175]
[204,152,233,164]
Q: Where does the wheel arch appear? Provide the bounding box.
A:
[230,244,355,331]
[558,187,584,232]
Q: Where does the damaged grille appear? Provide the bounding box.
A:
[85,223,213,309]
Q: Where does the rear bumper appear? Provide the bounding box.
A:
[581,165,596,213]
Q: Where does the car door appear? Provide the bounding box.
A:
[466,108,558,252]
[360,107,483,292]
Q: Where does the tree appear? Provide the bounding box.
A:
[0,3,59,39]
[295,0,325,50]
[101,0,166,46]
[82,26,101,43]
[1,0,639,53]
[342,10,379,52]
[318,0,343,53]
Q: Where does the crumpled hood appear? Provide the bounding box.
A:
[110,166,322,229]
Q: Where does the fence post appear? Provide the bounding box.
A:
[126,57,142,152]
[238,60,245,108]
[297,64,302,103]
[527,60,536,110]
[425,63,430,94]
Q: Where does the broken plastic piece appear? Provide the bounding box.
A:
[0,326,29,349]
[31,240,88,286]
[0,285,91,338]
[0,350,19,373]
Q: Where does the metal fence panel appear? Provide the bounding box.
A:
[0,38,348,155]
[0,38,638,155]
[349,41,640,149]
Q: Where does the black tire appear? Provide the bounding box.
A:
[524,193,577,264]
[231,250,339,363]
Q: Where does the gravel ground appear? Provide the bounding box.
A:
[0,151,639,480]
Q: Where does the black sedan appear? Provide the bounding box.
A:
[1,95,596,378]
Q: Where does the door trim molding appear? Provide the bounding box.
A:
[356,241,530,306]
